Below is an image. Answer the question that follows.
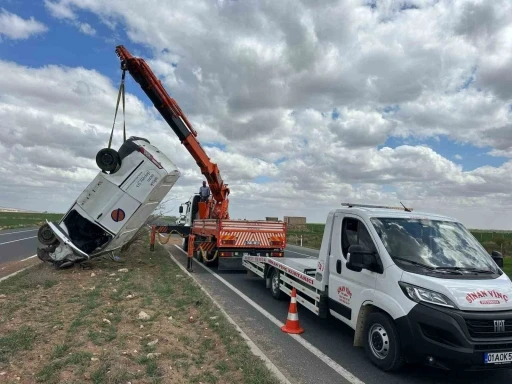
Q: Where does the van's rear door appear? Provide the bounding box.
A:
[96,191,141,234]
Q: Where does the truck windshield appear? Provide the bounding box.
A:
[370,217,499,273]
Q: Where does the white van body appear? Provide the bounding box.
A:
[243,204,512,372]
[37,136,180,267]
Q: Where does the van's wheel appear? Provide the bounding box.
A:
[363,312,405,372]
[269,268,283,300]
[38,223,57,245]
[96,148,121,173]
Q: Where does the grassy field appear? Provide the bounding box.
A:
[0,235,280,384]
[287,223,512,257]
[503,258,512,277]
[0,212,63,230]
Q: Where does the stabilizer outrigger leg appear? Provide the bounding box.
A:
[187,234,195,272]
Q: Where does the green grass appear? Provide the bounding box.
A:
[36,351,93,383]
[0,239,281,384]
[0,326,36,363]
[0,212,63,230]
[503,258,512,277]
[287,223,325,250]
[470,231,512,243]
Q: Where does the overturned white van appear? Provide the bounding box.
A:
[37,136,180,268]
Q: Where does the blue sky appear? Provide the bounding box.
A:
[0,2,154,103]
[380,136,508,172]
[1,3,116,73]
[331,106,508,172]
[1,2,505,176]
[2,1,512,229]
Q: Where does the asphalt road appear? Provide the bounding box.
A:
[0,227,39,263]
[170,243,512,384]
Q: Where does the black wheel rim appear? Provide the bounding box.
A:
[41,228,53,241]
[101,153,115,166]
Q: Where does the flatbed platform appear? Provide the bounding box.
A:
[242,255,327,316]
[277,257,318,276]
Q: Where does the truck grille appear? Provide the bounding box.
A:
[466,319,512,338]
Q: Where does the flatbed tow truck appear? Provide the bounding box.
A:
[243,203,512,372]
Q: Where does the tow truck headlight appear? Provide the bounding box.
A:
[399,282,458,309]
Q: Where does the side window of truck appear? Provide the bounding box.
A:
[341,217,377,259]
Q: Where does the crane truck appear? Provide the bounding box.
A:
[242,203,512,372]
[115,46,286,270]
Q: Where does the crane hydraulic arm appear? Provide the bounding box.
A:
[115,45,230,219]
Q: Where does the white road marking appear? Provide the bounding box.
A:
[0,229,38,236]
[0,264,38,283]
[21,254,37,261]
[287,244,321,252]
[0,236,37,246]
[164,246,292,384]
[285,249,317,259]
[172,244,365,384]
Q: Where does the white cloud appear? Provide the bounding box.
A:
[3,0,512,230]
[78,22,96,36]
[44,1,97,36]
[44,0,75,19]
[0,8,48,40]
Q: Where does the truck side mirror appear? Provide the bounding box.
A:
[346,244,376,272]
[179,206,183,214]
[491,250,504,268]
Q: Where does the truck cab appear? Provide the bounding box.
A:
[244,203,512,372]
[177,194,201,228]
[319,204,511,371]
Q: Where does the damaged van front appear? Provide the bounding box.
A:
[37,136,180,268]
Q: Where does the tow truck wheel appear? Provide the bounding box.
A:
[363,312,405,372]
[269,268,283,300]
[38,223,57,245]
[96,148,121,173]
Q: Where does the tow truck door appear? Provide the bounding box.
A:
[328,213,379,328]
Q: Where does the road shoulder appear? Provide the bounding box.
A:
[164,242,356,384]
[165,244,292,384]
[0,256,39,281]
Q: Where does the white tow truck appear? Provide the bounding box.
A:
[242,203,512,372]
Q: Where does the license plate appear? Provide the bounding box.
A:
[484,352,512,364]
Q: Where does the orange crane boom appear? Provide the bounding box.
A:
[115,45,230,219]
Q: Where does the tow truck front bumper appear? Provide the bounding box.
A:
[396,303,512,371]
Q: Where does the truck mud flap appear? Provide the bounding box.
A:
[318,292,329,318]
[217,257,244,271]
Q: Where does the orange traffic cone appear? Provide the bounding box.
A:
[281,287,304,334]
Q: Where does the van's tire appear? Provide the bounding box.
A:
[363,312,405,372]
[96,148,121,173]
[38,223,57,245]
[269,268,283,300]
